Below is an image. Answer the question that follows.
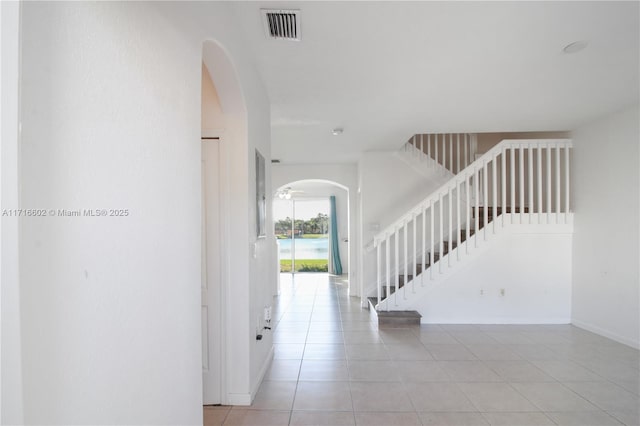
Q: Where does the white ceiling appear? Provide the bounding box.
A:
[234,1,639,164]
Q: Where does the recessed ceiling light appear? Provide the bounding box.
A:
[332,128,344,136]
[563,40,588,54]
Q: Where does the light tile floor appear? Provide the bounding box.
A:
[205,274,640,425]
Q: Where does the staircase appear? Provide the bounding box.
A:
[367,137,573,323]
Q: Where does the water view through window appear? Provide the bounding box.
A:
[274,198,330,272]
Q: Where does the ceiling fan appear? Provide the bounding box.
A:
[276,187,304,199]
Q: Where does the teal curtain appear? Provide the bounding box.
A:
[329,196,343,275]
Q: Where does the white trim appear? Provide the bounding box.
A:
[226,393,252,406]
[1,1,24,423]
[218,134,230,406]
[422,318,571,324]
[226,345,274,406]
[571,319,640,350]
[251,345,274,401]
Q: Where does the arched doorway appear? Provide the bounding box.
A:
[201,40,247,406]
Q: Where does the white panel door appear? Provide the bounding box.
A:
[202,139,222,404]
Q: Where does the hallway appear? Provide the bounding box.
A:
[205,274,639,425]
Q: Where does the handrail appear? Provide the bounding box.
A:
[373,139,572,245]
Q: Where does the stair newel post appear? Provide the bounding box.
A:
[376,239,381,306]
[456,181,461,261]
[483,161,489,239]
[556,143,561,224]
[403,221,408,300]
[429,200,434,280]
[465,175,470,254]
[545,142,551,223]
[492,155,498,233]
[536,143,542,223]
[439,194,444,273]
[412,213,417,294]
[528,144,534,224]
[394,226,399,307]
[474,167,479,248]
[501,146,507,228]
[565,144,570,223]
[385,234,390,310]
[421,206,426,287]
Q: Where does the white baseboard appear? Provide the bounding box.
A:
[226,393,252,406]
[421,317,571,324]
[571,319,640,349]
[226,345,274,406]
[251,345,275,400]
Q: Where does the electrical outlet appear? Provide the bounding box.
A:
[264,306,272,322]
[500,288,505,296]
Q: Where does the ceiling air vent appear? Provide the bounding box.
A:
[261,9,301,41]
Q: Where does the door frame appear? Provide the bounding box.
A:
[201,132,228,405]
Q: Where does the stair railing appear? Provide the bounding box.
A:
[405,133,478,174]
[373,139,573,310]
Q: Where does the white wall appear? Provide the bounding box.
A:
[1,1,24,423]
[273,164,358,294]
[359,151,451,299]
[411,232,573,323]
[18,2,273,423]
[571,105,640,348]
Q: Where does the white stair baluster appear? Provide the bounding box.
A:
[537,143,542,222]
[483,162,488,239]
[430,200,434,280]
[403,223,408,299]
[394,228,399,307]
[421,207,426,286]
[439,194,443,273]
[456,183,461,260]
[528,144,533,224]
[565,145,570,220]
[376,243,381,305]
[547,143,552,222]
[474,168,479,247]
[465,175,470,253]
[449,134,453,172]
[464,133,468,169]
[456,134,461,174]
[501,147,507,227]
[442,134,446,170]
[511,147,515,222]
[448,187,453,266]
[556,143,561,223]
[492,157,497,233]
[519,146,525,222]
[412,215,417,293]
[385,234,390,308]
[435,134,439,166]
